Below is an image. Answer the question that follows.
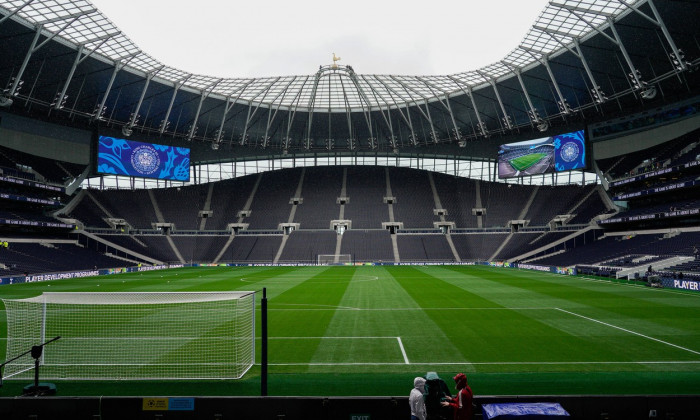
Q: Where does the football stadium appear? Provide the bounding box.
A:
[0,0,699,418]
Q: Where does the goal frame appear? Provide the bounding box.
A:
[317,254,353,265]
[2,291,256,381]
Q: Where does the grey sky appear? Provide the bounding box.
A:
[91,0,547,78]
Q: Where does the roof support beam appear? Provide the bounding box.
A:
[285,76,311,148]
[263,77,298,147]
[345,68,375,142]
[549,1,614,17]
[306,71,322,147]
[390,77,437,144]
[8,13,92,97]
[374,77,416,146]
[187,79,221,141]
[6,24,42,97]
[606,17,643,90]
[419,77,462,142]
[158,76,188,134]
[0,0,36,27]
[467,86,488,137]
[38,8,96,25]
[503,61,542,128]
[240,78,280,146]
[214,79,255,144]
[521,48,570,114]
[360,75,395,145]
[573,38,606,103]
[124,68,161,134]
[54,44,84,110]
[476,71,512,131]
[618,0,686,71]
[93,53,137,121]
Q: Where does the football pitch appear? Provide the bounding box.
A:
[1,265,700,397]
[509,153,547,171]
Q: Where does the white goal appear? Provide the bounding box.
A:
[1,291,255,381]
[317,254,353,265]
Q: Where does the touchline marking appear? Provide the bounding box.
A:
[555,308,700,356]
[397,337,410,364]
[272,303,362,311]
[268,336,398,339]
[269,307,552,311]
[263,360,700,366]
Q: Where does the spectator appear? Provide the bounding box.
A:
[441,373,473,420]
[409,377,427,420]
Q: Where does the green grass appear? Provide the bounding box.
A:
[1,265,700,397]
[509,153,547,171]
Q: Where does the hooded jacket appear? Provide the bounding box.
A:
[409,377,427,420]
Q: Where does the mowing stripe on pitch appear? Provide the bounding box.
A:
[555,307,700,356]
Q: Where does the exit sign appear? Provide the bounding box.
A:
[350,415,370,420]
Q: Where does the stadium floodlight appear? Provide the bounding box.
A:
[641,85,657,100]
[0,96,13,107]
[2,292,255,381]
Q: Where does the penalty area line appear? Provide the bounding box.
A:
[397,337,409,364]
[555,308,700,356]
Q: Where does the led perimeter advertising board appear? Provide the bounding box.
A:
[497,129,586,179]
[97,136,190,182]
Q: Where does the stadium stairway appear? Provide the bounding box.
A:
[615,255,695,279]
[199,183,215,231]
[513,226,597,263]
[79,231,163,265]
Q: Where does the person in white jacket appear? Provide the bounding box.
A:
[409,376,427,420]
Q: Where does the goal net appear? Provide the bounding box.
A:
[1,291,255,381]
[317,254,353,265]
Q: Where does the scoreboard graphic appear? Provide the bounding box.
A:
[498,130,585,179]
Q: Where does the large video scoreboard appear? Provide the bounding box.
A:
[96,136,190,182]
[497,129,586,179]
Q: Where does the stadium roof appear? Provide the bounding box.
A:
[0,0,698,161]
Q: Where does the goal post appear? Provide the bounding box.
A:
[1,291,255,381]
[317,254,353,265]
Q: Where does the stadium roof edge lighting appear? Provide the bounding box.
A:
[0,0,644,112]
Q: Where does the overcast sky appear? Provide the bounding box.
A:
[91,0,548,78]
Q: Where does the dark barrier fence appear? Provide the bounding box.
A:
[1,395,699,420]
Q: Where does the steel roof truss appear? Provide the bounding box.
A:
[241,78,280,146]
[475,70,512,131]
[418,77,461,142]
[126,67,162,132]
[54,44,83,110]
[390,76,435,144]
[360,75,395,144]
[345,69,374,141]
[0,0,35,27]
[376,77,416,144]
[285,76,311,147]
[503,61,541,127]
[187,78,222,141]
[264,77,298,147]
[521,48,571,114]
[93,54,137,121]
[6,23,42,97]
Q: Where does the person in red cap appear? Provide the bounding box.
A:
[440,373,473,420]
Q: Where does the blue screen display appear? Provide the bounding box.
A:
[497,129,585,179]
[97,136,190,181]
